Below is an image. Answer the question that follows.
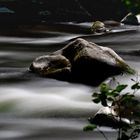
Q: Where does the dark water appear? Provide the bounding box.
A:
[0,23,140,140]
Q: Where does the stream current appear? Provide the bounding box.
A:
[0,22,140,140]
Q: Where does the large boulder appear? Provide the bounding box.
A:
[30,38,133,86]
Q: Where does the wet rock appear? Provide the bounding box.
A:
[121,13,140,25]
[103,20,121,27]
[89,107,129,128]
[91,21,107,33]
[112,96,140,123]
[90,98,140,128]
[30,38,133,86]
[30,54,71,80]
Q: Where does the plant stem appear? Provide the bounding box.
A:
[97,128,109,140]
[114,96,122,140]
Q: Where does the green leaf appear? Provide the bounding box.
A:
[92,92,99,97]
[107,97,115,102]
[83,124,97,131]
[101,98,108,107]
[120,94,135,106]
[121,94,134,100]
[109,91,119,97]
[100,83,109,93]
[92,98,100,104]
[115,84,128,93]
[131,83,140,90]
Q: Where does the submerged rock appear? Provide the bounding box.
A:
[103,20,121,27]
[30,38,133,86]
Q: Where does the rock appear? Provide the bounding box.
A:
[112,96,140,122]
[30,38,134,86]
[121,13,140,25]
[89,107,129,128]
[103,20,121,27]
[30,54,71,80]
[90,97,140,128]
[91,21,107,33]
[89,98,140,128]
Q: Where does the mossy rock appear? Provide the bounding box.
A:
[91,21,107,33]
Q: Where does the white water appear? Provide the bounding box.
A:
[0,23,140,140]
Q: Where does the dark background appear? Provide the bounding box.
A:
[0,0,128,25]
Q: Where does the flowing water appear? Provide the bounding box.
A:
[0,22,140,140]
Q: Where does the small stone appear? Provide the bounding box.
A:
[91,21,107,33]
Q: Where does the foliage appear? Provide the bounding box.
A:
[84,77,140,140]
[122,0,140,14]
[83,124,97,131]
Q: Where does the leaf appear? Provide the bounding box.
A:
[83,124,97,132]
[92,92,99,97]
[100,83,109,93]
[131,83,140,90]
[121,94,134,101]
[120,95,135,106]
[101,98,108,107]
[107,97,115,102]
[115,84,128,93]
[121,94,138,106]
[92,98,100,104]
[109,90,119,97]
[131,78,135,82]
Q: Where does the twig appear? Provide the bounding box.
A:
[97,128,109,140]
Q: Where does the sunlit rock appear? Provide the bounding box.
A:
[30,38,134,86]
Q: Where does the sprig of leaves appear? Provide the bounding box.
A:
[92,83,128,107]
[85,77,140,140]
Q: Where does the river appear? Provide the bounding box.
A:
[0,22,140,140]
